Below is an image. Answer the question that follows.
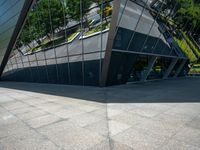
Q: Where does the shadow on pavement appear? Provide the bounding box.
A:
[0,77,200,103]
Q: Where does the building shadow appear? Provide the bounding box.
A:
[0,77,200,103]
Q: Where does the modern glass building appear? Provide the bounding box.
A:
[0,0,190,86]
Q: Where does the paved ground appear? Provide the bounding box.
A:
[0,77,200,150]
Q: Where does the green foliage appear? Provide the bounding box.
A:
[163,0,200,32]
[67,31,79,41]
[64,0,93,21]
[159,0,200,62]
[19,0,94,48]
[20,0,65,46]
[174,36,197,62]
[31,30,79,52]
[176,1,200,30]
[189,63,200,74]
[181,31,200,58]
[84,21,110,36]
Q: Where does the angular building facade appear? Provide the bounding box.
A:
[0,0,189,86]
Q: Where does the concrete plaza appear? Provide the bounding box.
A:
[0,77,200,150]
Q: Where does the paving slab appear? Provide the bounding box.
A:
[0,129,59,150]
[25,114,61,128]
[0,77,200,150]
[38,120,106,150]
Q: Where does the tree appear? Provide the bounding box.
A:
[157,0,200,35]
[19,0,67,48]
[36,0,65,38]
[173,0,200,34]
[19,23,35,49]
[64,0,93,28]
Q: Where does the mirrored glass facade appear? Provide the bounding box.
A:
[0,0,26,68]
[1,0,191,86]
[104,0,189,85]
[2,0,113,86]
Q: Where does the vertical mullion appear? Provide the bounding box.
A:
[14,50,19,70]
[27,14,41,82]
[114,0,128,37]
[99,0,104,85]
[48,0,59,83]
[126,0,149,51]
[9,58,14,72]
[152,1,179,55]
[61,0,71,84]
[26,17,36,82]
[80,0,85,85]
[36,1,50,83]
[140,1,166,53]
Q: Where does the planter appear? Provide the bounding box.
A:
[79,28,109,40]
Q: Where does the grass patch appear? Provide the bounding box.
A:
[84,22,110,36]
[31,31,79,52]
[174,36,197,62]
[31,38,59,52]
[189,63,200,74]
[31,38,50,52]
[181,31,200,58]
[67,32,79,42]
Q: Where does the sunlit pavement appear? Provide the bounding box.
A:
[0,77,200,150]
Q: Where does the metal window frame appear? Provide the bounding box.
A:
[0,0,35,78]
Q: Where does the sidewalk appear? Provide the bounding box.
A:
[0,77,200,150]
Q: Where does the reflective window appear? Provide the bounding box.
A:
[2,0,113,86]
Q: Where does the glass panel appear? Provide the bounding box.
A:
[112,0,189,60]
[147,57,171,80]
[84,54,100,86]
[69,55,83,85]
[2,0,111,86]
[169,59,181,77]
[127,55,149,82]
